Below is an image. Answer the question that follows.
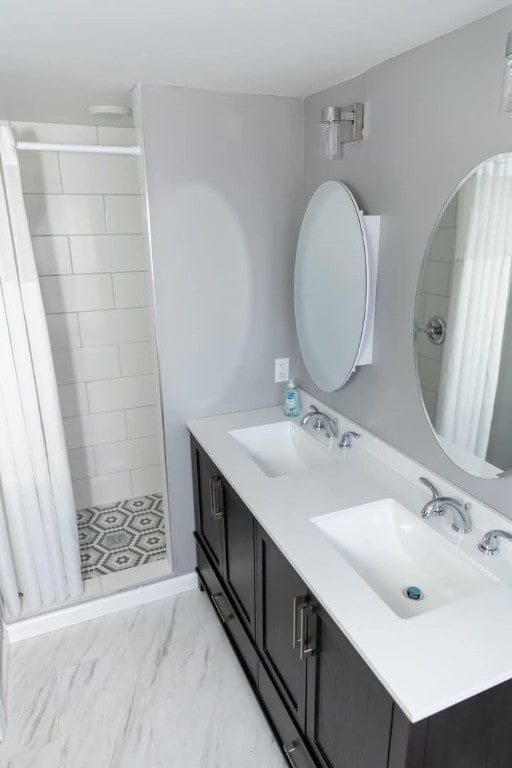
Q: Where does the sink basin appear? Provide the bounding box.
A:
[311,499,496,619]
[229,421,337,478]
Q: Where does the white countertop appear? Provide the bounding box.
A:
[187,400,512,723]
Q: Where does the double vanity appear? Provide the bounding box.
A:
[188,396,512,768]
[187,159,512,767]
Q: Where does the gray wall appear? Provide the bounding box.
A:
[139,86,303,574]
[302,6,512,515]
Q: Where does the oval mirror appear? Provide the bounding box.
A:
[295,180,368,392]
[415,153,512,478]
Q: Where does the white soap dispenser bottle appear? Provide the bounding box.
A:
[283,380,300,418]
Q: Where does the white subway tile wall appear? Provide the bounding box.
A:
[94,436,161,475]
[105,195,144,234]
[47,312,81,349]
[59,153,140,195]
[13,121,163,508]
[24,194,107,236]
[417,194,458,422]
[126,406,161,439]
[32,236,72,275]
[53,345,121,384]
[119,341,157,377]
[63,411,127,450]
[87,374,159,413]
[19,151,62,194]
[58,383,89,418]
[131,464,164,496]
[69,234,149,273]
[78,307,154,346]
[112,271,151,308]
[68,447,96,481]
[73,472,133,510]
[40,273,115,313]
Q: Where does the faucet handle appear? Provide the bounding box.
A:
[478,529,512,555]
[419,477,440,500]
[338,431,360,449]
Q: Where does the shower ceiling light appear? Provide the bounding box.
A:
[86,104,132,119]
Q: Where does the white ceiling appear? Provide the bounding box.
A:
[0,0,508,124]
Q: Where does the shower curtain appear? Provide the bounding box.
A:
[436,155,512,460]
[0,125,82,618]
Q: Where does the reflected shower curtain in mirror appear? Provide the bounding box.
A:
[436,156,512,459]
[0,125,82,619]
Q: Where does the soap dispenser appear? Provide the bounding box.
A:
[283,380,300,418]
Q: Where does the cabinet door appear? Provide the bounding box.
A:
[256,524,308,730]
[305,603,393,768]
[223,482,256,638]
[190,439,224,569]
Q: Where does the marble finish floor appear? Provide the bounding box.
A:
[0,589,287,768]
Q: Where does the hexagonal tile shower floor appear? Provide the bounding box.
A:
[77,493,167,579]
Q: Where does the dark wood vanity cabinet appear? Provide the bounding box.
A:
[305,602,393,768]
[388,679,512,768]
[195,540,258,685]
[191,439,224,570]
[190,434,512,768]
[191,437,256,639]
[255,524,309,730]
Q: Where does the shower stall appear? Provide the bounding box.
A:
[0,117,171,623]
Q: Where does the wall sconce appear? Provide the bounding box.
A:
[501,33,512,115]
[320,103,364,159]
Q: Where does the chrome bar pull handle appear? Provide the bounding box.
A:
[283,742,299,767]
[211,592,233,623]
[208,475,215,518]
[292,596,300,650]
[299,602,315,660]
[293,595,308,653]
[213,478,224,519]
[208,476,224,520]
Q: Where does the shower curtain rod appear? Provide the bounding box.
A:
[16,141,141,156]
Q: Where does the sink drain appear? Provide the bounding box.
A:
[403,586,424,601]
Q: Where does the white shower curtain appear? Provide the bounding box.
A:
[0,125,82,619]
[436,155,512,460]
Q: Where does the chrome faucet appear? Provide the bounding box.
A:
[339,431,360,449]
[419,477,472,534]
[301,405,338,439]
[478,530,512,556]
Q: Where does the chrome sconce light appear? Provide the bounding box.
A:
[320,103,364,159]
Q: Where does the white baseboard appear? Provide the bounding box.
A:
[4,572,197,643]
